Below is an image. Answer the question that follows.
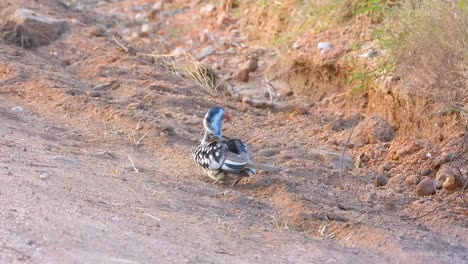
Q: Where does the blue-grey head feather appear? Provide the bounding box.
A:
[203,107,225,138]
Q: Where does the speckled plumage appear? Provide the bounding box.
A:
[193,107,279,186]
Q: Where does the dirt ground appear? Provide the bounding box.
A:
[0,0,467,263]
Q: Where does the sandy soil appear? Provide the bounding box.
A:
[0,0,467,263]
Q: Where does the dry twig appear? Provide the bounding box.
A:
[339,119,359,187]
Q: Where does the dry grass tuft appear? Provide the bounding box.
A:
[0,20,37,49]
[184,54,219,96]
[383,0,467,100]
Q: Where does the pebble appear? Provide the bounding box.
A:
[434,180,443,190]
[11,106,24,113]
[434,152,456,168]
[405,174,421,185]
[88,25,107,37]
[86,91,103,97]
[200,4,216,14]
[92,83,112,91]
[442,175,462,191]
[415,178,436,196]
[420,168,431,176]
[39,172,48,179]
[318,42,332,50]
[14,8,69,46]
[171,47,186,56]
[140,24,151,36]
[374,174,388,187]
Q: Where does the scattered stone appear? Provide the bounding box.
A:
[217,12,233,27]
[434,152,456,169]
[92,83,113,91]
[387,174,406,186]
[405,174,421,185]
[86,91,103,97]
[66,89,83,96]
[245,56,258,72]
[200,4,216,14]
[134,13,146,22]
[360,48,379,58]
[382,164,393,171]
[152,1,163,11]
[11,106,24,113]
[364,192,377,203]
[434,180,443,190]
[258,149,279,157]
[285,91,294,97]
[12,9,69,47]
[435,164,452,182]
[39,172,48,179]
[420,168,431,176]
[88,25,107,37]
[171,46,186,56]
[442,175,462,191]
[318,42,332,50]
[140,24,151,37]
[415,178,436,196]
[236,68,250,82]
[353,116,395,145]
[374,174,388,187]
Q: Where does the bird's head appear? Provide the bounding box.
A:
[203,106,231,138]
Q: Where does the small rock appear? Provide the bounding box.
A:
[405,174,421,185]
[285,91,294,97]
[92,83,112,91]
[217,12,232,27]
[245,57,258,72]
[420,168,431,176]
[434,180,443,190]
[152,1,163,11]
[364,192,377,203]
[382,164,393,171]
[13,8,69,46]
[236,68,250,82]
[200,4,216,14]
[442,175,462,191]
[86,91,102,97]
[415,178,436,196]
[318,42,332,50]
[171,46,186,56]
[435,164,460,185]
[11,106,24,113]
[140,24,151,37]
[353,116,395,145]
[434,152,456,169]
[39,172,48,179]
[66,89,83,96]
[387,174,406,186]
[88,25,107,37]
[360,48,379,58]
[374,174,388,187]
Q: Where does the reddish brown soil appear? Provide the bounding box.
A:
[0,0,467,263]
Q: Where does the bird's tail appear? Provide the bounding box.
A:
[246,161,281,173]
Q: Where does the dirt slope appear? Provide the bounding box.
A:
[0,0,467,263]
